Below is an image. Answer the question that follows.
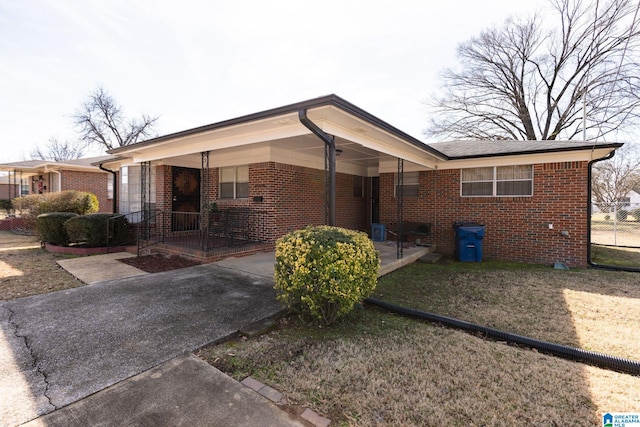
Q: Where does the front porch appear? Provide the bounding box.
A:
[132,208,270,262]
[203,241,436,279]
[131,206,436,265]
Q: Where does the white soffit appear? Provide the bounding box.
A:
[121,112,309,163]
[306,106,440,169]
[435,146,616,169]
[110,103,442,170]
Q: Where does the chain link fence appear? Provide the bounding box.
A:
[591,202,640,248]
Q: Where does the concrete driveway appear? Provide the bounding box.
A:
[0,263,282,426]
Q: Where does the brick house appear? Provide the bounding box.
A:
[0,175,19,200]
[99,95,621,267]
[0,156,114,213]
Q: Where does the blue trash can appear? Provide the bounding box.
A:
[372,223,386,242]
[454,223,485,262]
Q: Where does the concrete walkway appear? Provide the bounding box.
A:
[1,241,430,426]
[0,262,295,426]
[22,355,303,427]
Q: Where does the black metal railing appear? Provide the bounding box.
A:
[125,208,267,254]
[164,208,266,251]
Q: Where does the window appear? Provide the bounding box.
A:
[461,165,533,197]
[220,165,249,199]
[619,197,631,207]
[107,174,114,200]
[353,176,364,198]
[395,171,419,197]
[120,165,156,214]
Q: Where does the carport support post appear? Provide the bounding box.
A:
[201,151,211,251]
[397,158,404,259]
[298,110,336,226]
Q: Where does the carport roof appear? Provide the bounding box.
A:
[0,155,113,174]
[106,94,446,168]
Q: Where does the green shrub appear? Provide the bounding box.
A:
[0,199,11,214]
[45,190,99,215]
[64,213,130,247]
[616,209,628,221]
[631,208,640,221]
[36,212,78,245]
[274,226,380,325]
[13,191,99,231]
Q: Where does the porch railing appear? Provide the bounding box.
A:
[165,208,267,252]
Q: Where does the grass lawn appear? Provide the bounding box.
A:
[198,259,640,426]
[0,230,84,301]
[591,244,640,268]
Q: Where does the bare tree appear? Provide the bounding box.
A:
[592,144,640,211]
[426,0,640,141]
[30,138,85,161]
[74,86,158,150]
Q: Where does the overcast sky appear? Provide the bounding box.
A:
[0,0,552,163]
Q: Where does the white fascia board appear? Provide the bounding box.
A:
[434,147,616,170]
[123,113,308,163]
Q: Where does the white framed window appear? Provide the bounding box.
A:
[220,165,249,199]
[395,171,419,197]
[107,174,114,200]
[461,165,533,197]
[120,165,156,214]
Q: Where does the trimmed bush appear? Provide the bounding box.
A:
[274,226,380,325]
[44,190,99,215]
[36,212,78,245]
[616,209,628,221]
[13,191,99,232]
[64,213,130,247]
[0,199,11,215]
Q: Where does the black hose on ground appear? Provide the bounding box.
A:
[365,297,640,376]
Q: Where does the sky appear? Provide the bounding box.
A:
[0,0,553,163]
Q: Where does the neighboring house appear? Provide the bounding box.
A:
[0,174,21,200]
[96,94,620,267]
[0,156,114,213]
[622,188,640,207]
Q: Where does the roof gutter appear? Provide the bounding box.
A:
[298,109,336,226]
[587,150,640,272]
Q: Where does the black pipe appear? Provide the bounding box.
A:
[587,151,640,273]
[99,163,118,214]
[298,110,336,226]
[365,297,640,375]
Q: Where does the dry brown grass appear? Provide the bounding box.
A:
[198,260,640,426]
[0,231,83,301]
[375,262,640,360]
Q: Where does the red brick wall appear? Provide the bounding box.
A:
[379,162,589,267]
[0,184,19,200]
[156,162,368,243]
[61,170,112,213]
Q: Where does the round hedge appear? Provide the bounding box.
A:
[36,212,79,246]
[274,226,380,325]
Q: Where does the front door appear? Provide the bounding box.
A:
[172,167,201,212]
